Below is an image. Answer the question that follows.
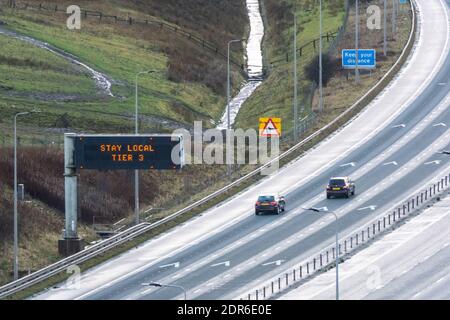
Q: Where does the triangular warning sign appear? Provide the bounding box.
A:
[261,118,280,137]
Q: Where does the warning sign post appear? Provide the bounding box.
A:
[259,118,282,137]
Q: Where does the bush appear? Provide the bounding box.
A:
[0,147,160,228]
[265,0,294,50]
[304,53,339,86]
[0,184,62,243]
[167,43,227,95]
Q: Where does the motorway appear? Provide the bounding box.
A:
[279,195,450,300]
[34,0,450,300]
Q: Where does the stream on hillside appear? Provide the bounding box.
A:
[216,0,265,130]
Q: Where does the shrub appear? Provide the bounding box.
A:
[304,53,339,86]
[0,147,160,228]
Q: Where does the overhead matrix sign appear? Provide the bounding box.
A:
[73,134,184,170]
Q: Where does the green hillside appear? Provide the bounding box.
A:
[0,0,248,139]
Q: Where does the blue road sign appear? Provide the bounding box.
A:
[399,0,408,4]
[342,49,376,69]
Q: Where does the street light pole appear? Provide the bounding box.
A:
[355,0,360,83]
[13,110,39,280]
[392,0,397,38]
[226,39,244,178]
[142,282,187,300]
[135,70,158,225]
[384,0,387,56]
[293,14,298,142]
[305,207,339,300]
[319,0,324,112]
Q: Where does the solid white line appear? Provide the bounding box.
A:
[435,276,445,284]
[140,288,154,296]
[424,160,441,165]
[340,162,356,167]
[211,261,230,268]
[159,262,180,269]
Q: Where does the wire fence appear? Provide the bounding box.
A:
[0,132,65,147]
[277,0,351,143]
[269,28,341,67]
[0,0,247,74]
[1,0,347,78]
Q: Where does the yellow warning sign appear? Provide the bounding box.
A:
[259,118,282,137]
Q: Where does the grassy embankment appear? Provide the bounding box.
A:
[237,0,411,136]
[236,0,346,131]
[0,0,248,141]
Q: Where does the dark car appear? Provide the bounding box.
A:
[326,177,355,199]
[255,195,285,215]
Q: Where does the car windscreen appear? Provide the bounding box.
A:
[258,196,275,202]
[329,179,346,186]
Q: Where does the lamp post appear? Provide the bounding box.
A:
[319,0,324,112]
[355,0,360,83]
[305,207,339,300]
[293,14,298,142]
[392,0,397,37]
[383,0,387,56]
[134,70,160,225]
[13,110,40,280]
[142,282,187,300]
[226,39,245,178]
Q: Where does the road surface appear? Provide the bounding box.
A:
[278,195,450,300]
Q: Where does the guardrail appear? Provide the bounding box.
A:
[0,223,150,298]
[0,0,417,300]
[241,171,448,300]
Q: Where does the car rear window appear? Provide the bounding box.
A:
[329,179,346,186]
[258,196,275,202]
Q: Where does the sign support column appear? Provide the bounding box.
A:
[59,133,84,256]
[355,0,360,83]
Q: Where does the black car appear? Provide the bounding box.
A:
[255,195,285,215]
[326,177,355,199]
